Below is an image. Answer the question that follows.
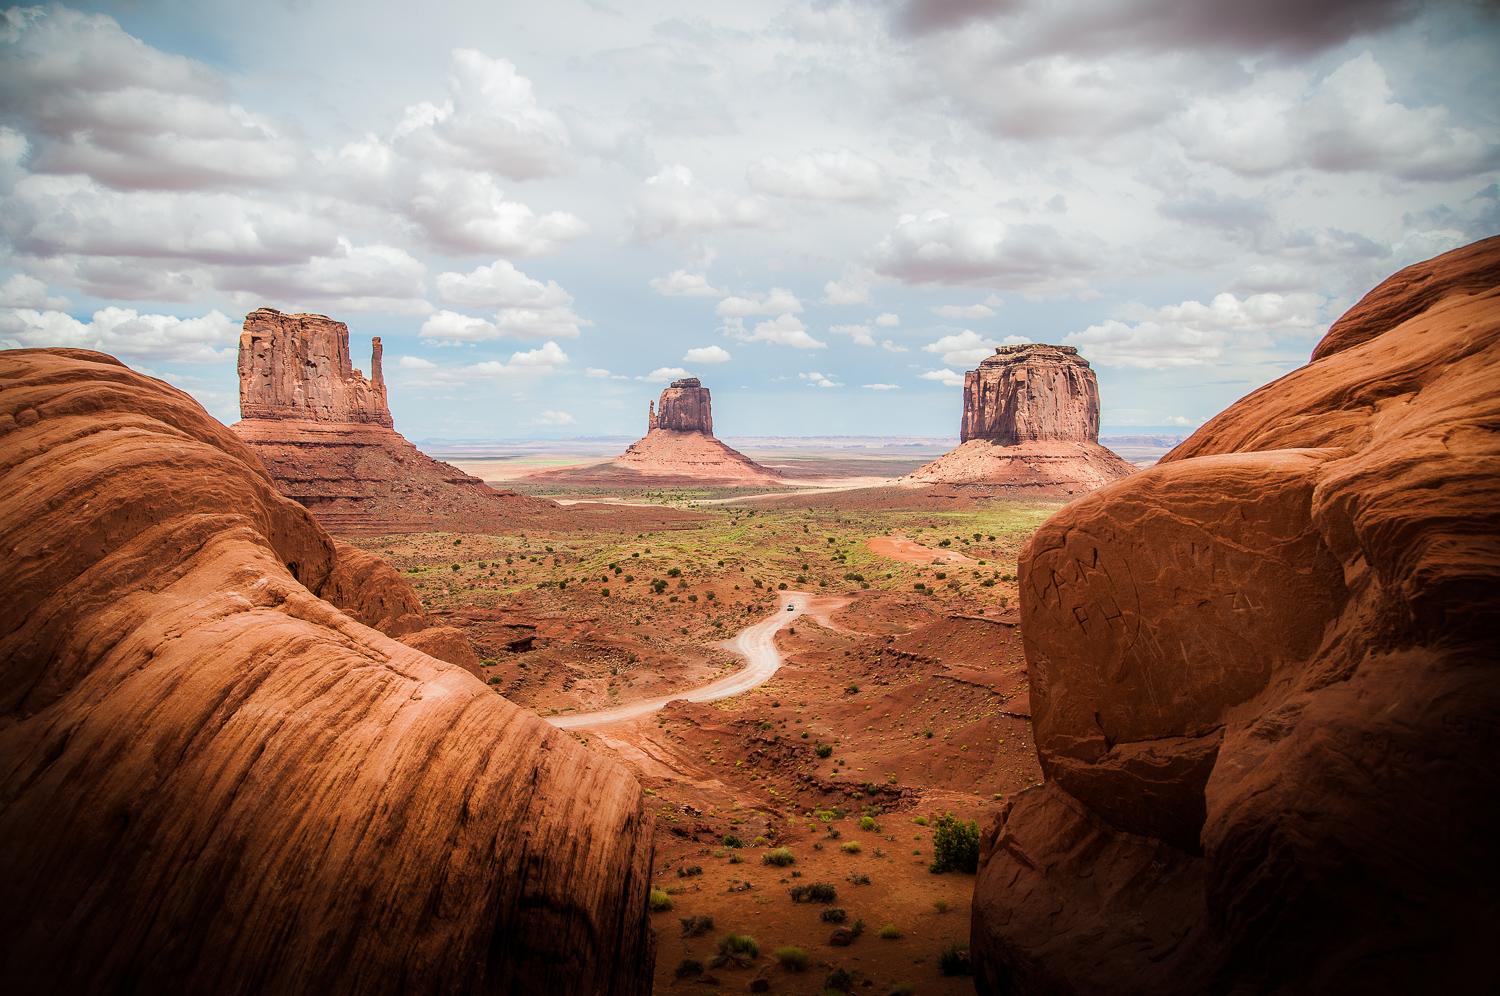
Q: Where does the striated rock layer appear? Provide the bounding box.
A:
[970,237,1500,994]
[0,348,655,994]
[647,376,713,433]
[904,344,1133,493]
[232,308,557,535]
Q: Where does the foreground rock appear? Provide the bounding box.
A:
[971,238,1500,993]
[531,377,782,485]
[233,308,557,535]
[904,343,1133,494]
[0,348,655,994]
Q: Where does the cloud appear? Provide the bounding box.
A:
[923,329,1001,365]
[0,306,237,363]
[875,312,900,326]
[526,409,577,426]
[420,310,498,342]
[931,302,996,319]
[0,273,69,309]
[460,341,570,376]
[1064,291,1327,368]
[870,210,1104,291]
[746,147,889,201]
[715,287,803,317]
[0,5,299,191]
[728,314,828,349]
[684,345,732,362]
[1175,52,1499,182]
[398,355,436,369]
[431,259,590,339]
[862,383,900,390]
[881,339,909,352]
[918,368,966,386]
[798,371,843,388]
[218,239,432,314]
[649,269,724,296]
[407,170,588,255]
[393,49,571,180]
[639,366,691,382]
[829,323,876,346]
[822,269,873,304]
[628,164,771,245]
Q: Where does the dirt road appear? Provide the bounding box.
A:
[546,591,853,729]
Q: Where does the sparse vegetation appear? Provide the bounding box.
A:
[714,933,759,967]
[647,888,673,912]
[788,882,838,903]
[674,958,703,979]
[763,847,796,867]
[821,907,847,922]
[840,841,861,854]
[940,941,972,976]
[859,816,876,831]
[774,945,809,971]
[722,834,743,849]
[879,923,902,939]
[930,813,982,874]
[816,743,833,758]
[680,914,715,937]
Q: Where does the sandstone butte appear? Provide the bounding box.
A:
[971,236,1500,994]
[902,343,1135,494]
[231,308,557,535]
[0,347,655,994]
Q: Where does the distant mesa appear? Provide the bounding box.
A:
[231,308,556,535]
[531,377,782,485]
[902,342,1134,494]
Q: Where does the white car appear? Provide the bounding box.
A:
[786,604,795,612]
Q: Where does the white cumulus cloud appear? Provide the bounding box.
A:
[829,324,876,346]
[923,329,1001,366]
[639,366,691,382]
[862,383,900,390]
[870,211,1104,292]
[875,313,900,326]
[798,371,843,388]
[650,270,725,296]
[0,273,69,310]
[629,164,771,245]
[432,259,590,339]
[746,147,889,201]
[684,345,732,363]
[716,287,803,317]
[0,306,237,363]
[728,314,828,349]
[932,303,996,319]
[918,368,966,387]
[1064,292,1327,369]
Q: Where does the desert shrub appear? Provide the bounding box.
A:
[674,958,703,978]
[729,853,744,864]
[840,841,861,854]
[820,907,847,923]
[648,888,673,912]
[716,933,759,966]
[846,873,871,885]
[930,813,981,874]
[680,914,714,937]
[826,828,841,839]
[801,731,809,738]
[850,919,865,936]
[788,882,838,903]
[777,581,788,590]
[763,847,796,867]
[845,682,859,693]
[815,743,833,758]
[774,946,809,971]
[667,567,681,577]
[890,982,916,996]
[879,923,901,939]
[912,815,928,827]
[752,835,769,846]
[723,834,743,848]
[678,865,703,878]
[825,966,855,991]
[939,941,972,976]
[859,816,876,831]
[932,897,949,912]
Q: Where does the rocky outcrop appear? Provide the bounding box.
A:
[648,377,713,433]
[970,237,1500,994]
[231,309,558,535]
[904,343,1133,492]
[0,348,655,994]
[961,343,1099,444]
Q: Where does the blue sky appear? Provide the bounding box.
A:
[1,0,1497,438]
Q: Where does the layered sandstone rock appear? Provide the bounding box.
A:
[648,376,713,433]
[904,344,1133,492]
[231,308,557,535]
[971,237,1500,994]
[0,348,655,994]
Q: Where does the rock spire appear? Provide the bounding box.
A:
[961,343,1100,444]
[647,377,714,434]
[238,308,392,427]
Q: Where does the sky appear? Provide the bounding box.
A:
[0,0,1496,440]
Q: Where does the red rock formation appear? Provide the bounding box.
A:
[0,348,655,994]
[648,377,714,433]
[971,237,1500,994]
[904,344,1133,492]
[231,308,558,535]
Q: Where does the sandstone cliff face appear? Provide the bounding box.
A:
[238,308,392,426]
[904,343,1131,492]
[648,377,713,434]
[971,237,1500,994]
[232,309,559,535]
[0,348,655,994]
[961,344,1099,444]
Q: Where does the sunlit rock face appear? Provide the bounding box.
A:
[961,344,1101,445]
[616,377,779,481]
[648,377,714,434]
[0,347,656,995]
[969,236,1500,996]
[238,308,392,426]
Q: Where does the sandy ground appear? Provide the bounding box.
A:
[549,593,854,729]
[866,534,977,565]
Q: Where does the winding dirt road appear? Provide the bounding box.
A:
[547,592,854,730]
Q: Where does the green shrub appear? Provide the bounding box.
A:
[859,816,876,831]
[788,882,838,903]
[939,941,972,976]
[774,945,809,971]
[716,933,759,966]
[825,966,855,992]
[932,897,949,913]
[674,957,703,978]
[816,743,833,758]
[930,813,981,874]
[912,815,928,827]
[678,865,703,878]
[879,923,901,939]
[890,982,916,996]
[850,919,865,936]
[680,914,714,937]
[648,888,673,912]
[820,907,847,922]
[723,834,743,848]
[840,841,861,854]
[752,835,769,847]
[763,847,796,867]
